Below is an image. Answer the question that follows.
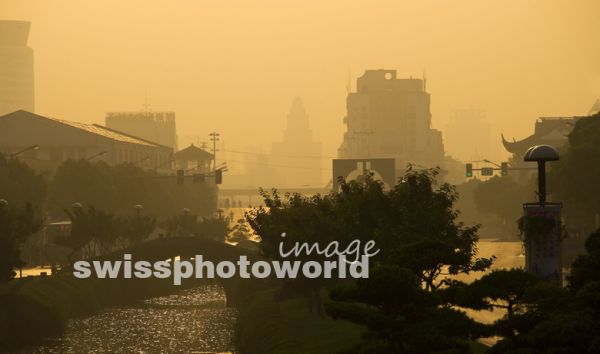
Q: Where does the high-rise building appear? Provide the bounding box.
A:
[105,111,177,149]
[0,20,35,115]
[338,70,444,174]
[271,97,322,187]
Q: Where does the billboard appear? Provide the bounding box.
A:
[332,158,396,193]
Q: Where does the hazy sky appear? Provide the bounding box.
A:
[2,0,599,166]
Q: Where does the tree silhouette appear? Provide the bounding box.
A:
[0,203,43,281]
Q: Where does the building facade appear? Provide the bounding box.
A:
[338,70,444,175]
[0,110,172,172]
[502,116,581,181]
[0,20,34,116]
[106,111,178,150]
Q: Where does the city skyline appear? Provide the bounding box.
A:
[1,0,598,170]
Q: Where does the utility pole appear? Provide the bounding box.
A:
[209,132,220,170]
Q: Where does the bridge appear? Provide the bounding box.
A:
[98,237,264,307]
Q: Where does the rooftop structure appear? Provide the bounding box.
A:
[0,110,172,171]
[106,111,178,149]
[0,20,34,115]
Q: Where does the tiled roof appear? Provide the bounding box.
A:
[0,110,163,147]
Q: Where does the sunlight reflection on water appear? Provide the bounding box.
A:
[29,285,237,354]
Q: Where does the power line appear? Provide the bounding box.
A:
[222,149,337,160]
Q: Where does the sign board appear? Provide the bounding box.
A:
[522,202,563,285]
[481,167,494,176]
[332,158,396,193]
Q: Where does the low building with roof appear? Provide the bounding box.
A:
[173,144,213,173]
[0,110,173,172]
[502,117,580,159]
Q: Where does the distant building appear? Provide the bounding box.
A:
[105,111,177,149]
[502,117,580,159]
[173,144,213,173]
[502,116,581,181]
[271,97,322,187]
[0,20,34,115]
[0,110,172,172]
[338,70,444,176]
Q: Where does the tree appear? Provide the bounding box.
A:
[568,229,600,291]
[120,214,156,247]
[248,167,493,318]
[454,231,600,353]
[0,203,43,281]
[549,112,600,234]
[0,153,47,209]
[48,159,217,219]
[326,265,485,354]
[227,218,251,243]
[56,205,119,261]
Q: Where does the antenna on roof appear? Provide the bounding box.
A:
[142,91,151,112]
[423,68,427,92]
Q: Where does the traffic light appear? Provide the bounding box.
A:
[466,163,473,177]
[193,173,205,183]
[177,169,184,185]
[501,162,509,176]
[215,169,223,184]
[481,167,494,176]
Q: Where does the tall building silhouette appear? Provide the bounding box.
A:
[0,20,34,115]
[271,97,322,187]
[338,70,444,174]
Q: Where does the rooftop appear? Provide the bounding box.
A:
[1,110,166,148]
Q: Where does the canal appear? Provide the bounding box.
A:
[27,285,237,353]
[20,240,523,353]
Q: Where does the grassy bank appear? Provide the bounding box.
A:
[236,287,364,354]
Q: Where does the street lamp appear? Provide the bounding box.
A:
[134,204,144,217]
[10,144,39,158]
[524,145,559,204]
[483,159,501,168]
[86,151,108,161]
[0,199,7,208]
[71,202,83,212]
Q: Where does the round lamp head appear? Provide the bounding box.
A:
[524,145,559,162]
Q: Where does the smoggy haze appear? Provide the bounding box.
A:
[2,0,599,171]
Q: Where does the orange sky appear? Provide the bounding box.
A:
[2,0,599,167]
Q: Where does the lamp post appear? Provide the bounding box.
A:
[483,159,501,168]
[522,145,562,284]
[134,204,144,217]
[10,144,39,159]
